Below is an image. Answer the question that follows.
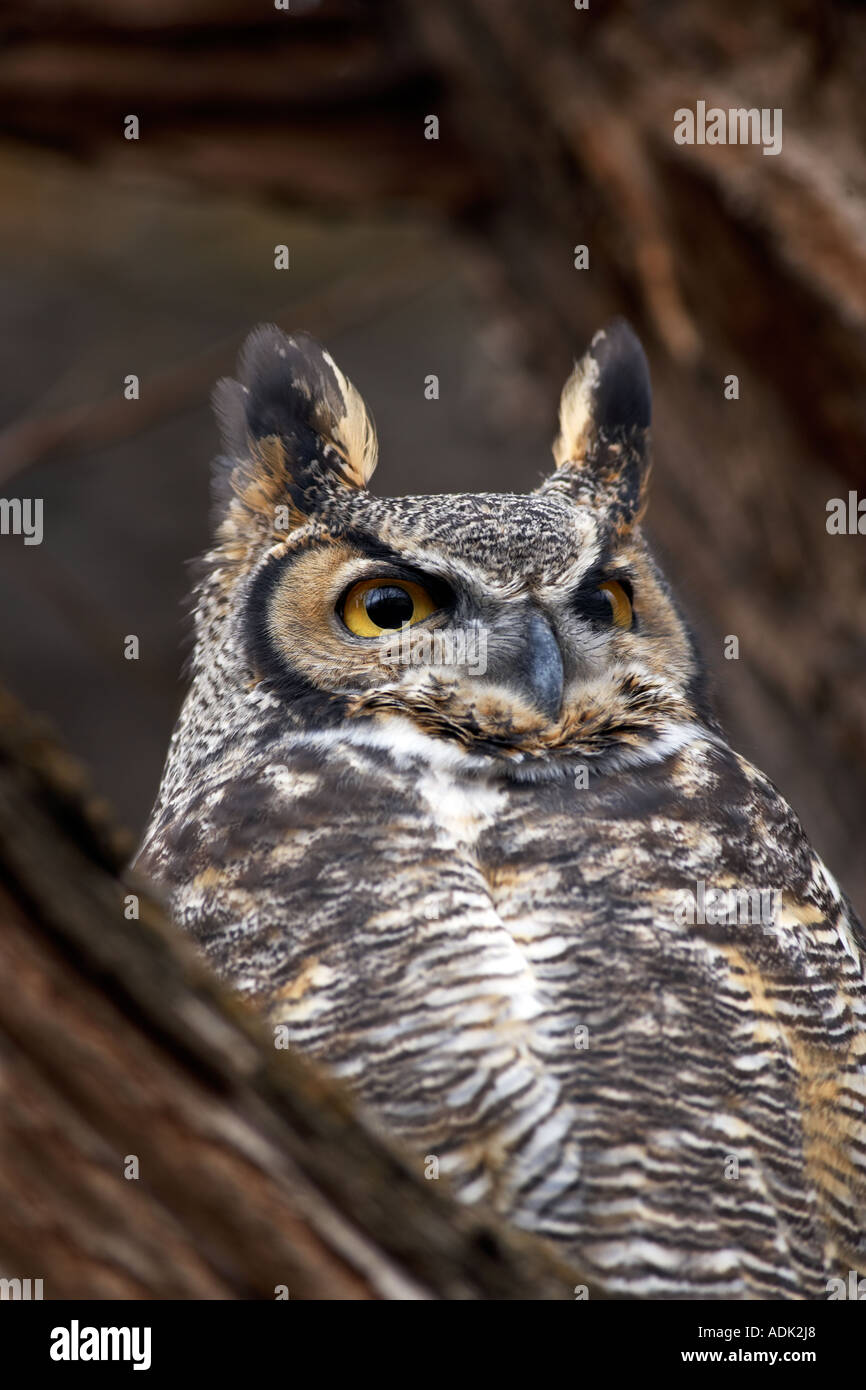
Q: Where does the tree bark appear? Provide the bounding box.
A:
[0,688,586,1300]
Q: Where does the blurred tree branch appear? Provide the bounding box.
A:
[0,251,439,482]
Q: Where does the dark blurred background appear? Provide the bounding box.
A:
[0,0,864,914]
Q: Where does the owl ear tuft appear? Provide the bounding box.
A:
[543,318,652,528]
[212,326,378,533]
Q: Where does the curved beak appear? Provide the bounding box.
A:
[509,610,564,720]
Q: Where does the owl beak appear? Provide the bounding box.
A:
[511,611,564,720]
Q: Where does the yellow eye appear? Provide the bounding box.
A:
[342,577,437,637]
[599,579,633,629]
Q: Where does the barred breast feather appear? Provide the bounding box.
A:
[140,712,866,1299]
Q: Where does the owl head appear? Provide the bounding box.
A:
[202,321,713,774]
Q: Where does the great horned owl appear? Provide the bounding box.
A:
[138,321,866,1299]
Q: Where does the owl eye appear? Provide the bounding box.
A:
[341,577,437,637]
[599,579,633,629]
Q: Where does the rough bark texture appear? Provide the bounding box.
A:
[0,689,586,1300]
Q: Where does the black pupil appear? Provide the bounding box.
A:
[364,585,415,627]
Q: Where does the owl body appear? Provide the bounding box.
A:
[139,322,866,1298]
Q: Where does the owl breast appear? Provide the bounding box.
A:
[142,714,866,1299]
